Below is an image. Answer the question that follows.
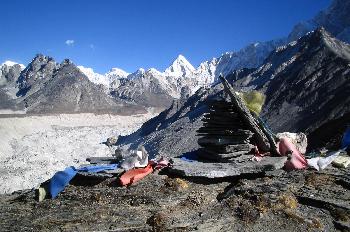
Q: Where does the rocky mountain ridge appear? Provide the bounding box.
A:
[117,28,350,156]
[0,55,146,114]
[225,27,350,149]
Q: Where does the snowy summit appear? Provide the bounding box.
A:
[1,60,25,69]
[164,54,196,77]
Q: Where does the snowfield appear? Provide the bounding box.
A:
[0,112,156,194]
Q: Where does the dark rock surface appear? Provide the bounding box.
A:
[260,28,350,150]
[117,85,223,158]
[17,54,58,97]
[1,167,349,231]
[226,28,350,151]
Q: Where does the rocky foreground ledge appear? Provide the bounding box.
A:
[0,166,349,231]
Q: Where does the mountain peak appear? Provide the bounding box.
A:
[2,60,17,67]
[312,27,350,60]
[164,54,195,77]
[61,59,73,66]
[105,67,129,79]
[1,60,25,69]
[31,54,54,64]
[110,67,129,73]
[176,54,187,61]
[127,68,146,80]
[136,68,145,74]
[147,68,162,75]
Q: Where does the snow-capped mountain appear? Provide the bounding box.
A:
[78,55,201,100]
[106,67,129,79]
[110,55,200,104]
[127,68,145,80]
[1,61,25,69]
[160,55,199,97]
[77,66,109,87]
[0,61,26,105]
[164,54,196,77]
[0,61,25,86]
[78,66,130,87]
[194,39,286,85]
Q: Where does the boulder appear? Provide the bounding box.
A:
[276,132,307,154]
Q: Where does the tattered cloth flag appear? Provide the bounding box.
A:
[341,127,350,150]
[47,164,118,199]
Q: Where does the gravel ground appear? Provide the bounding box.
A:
[0,167,349,231]
[0,112,157,194]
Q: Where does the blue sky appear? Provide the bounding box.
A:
[1,0,330,73]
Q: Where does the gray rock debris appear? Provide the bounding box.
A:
[106,136,117,147]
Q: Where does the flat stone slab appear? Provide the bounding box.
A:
[197,129,254,137]
[198,137,251,146]
[170,156,287,178]
[76,172,114,178]
[86,157,120,164]
[204,144,255,153]
[197,148,252,161]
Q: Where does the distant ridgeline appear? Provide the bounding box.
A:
[0,0,349,145]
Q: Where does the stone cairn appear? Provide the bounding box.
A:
[197,98,256,162]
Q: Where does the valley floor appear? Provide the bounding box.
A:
[0,112,157,194]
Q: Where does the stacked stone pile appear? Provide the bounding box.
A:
[197,99,255,162]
